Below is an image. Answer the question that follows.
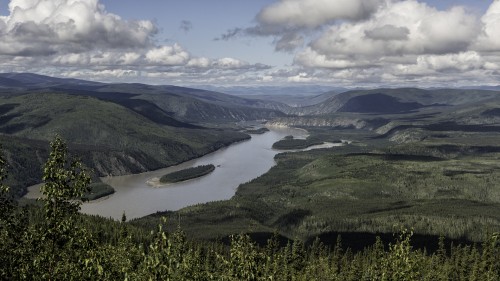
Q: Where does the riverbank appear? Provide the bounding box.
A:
[23,182,115,202]
[76,126,309,220]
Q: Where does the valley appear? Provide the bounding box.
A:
[3,1,500,278]
[2,73,500,245]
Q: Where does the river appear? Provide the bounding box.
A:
[26,126,317,220]
[25,126,344,220]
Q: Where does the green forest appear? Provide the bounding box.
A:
[1,137,499,280]
[81,183,115,201]
[160,165,216,184]
[272,135,326,150]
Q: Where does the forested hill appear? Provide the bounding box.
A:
[283,88,500,116]
[0,73,287,198]
[0,73,288,123]
[1,137,498,280]
[0,91,250,198]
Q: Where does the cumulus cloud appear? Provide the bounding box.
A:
[215,0,386,48]
[145,45,190,66]
[0,0,157,56]
[210,0,500,86]
[393,51,487,77]
[308,2,479,60]
[475,0,500,51]
[0,0,273,85]
[287,72,314,82]
[283,0,499,86]
[187,57,212,68]
[257,0,385,29]
[364,25,409,41]
[186,57,270,71]
[275,33,304,52]
[2,0,500,86]
[295,47,365,69]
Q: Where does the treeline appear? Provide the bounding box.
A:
[244,127,270,134]
[81,182,115,201]
[1,137,499,280]
[160,164,215,183]
[272,135,328,150]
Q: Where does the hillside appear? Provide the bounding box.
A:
[132,87,500,244]
[0,92,249,197]
[285,88,500,116]
[0,73,288,123]
[3,73,500,246]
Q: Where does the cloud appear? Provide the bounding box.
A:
[257,0,385,29]
[0,0,273,85]
[308,2,479,61]
[214,28,243,41]
[145,44,190,66]
[0,0,157,56]
[275,33,304,52]
[295,47,365,69]
[209,0,500,86]
[393,51,487,76]
[179,20,193,33]
[215,0,386,48]
[2,0,500,87]
[474,0,500,51]
[64,69,141,80]
[187,57,212,68]
[364,25,409,41]
[287,72,314,82]
[186,57,270,71]
[282,0,498,86]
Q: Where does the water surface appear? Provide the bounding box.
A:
[76,127,308,220]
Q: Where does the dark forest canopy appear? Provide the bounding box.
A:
[1,138,499,280]
[160,164,216,183]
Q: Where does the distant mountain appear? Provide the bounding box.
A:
[290,88,500,116]
[0,72,103,88]
[458,85,500,91]
[198,85,347,97]
[0,76,28,88]
[0,73,288,123]
[197,85,347,107]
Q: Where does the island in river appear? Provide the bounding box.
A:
[82,183,115,201]
[272,135,342,150]
[243,127,270,134]
[160,164,216,183]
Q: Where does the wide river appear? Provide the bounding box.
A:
[27,126,326,220]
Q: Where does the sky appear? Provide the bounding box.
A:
[0,0,498,88]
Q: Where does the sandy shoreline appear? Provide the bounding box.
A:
[146,177,167,188]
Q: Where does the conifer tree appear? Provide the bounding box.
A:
[0,145,15,280]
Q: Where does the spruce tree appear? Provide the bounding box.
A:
[0,145,15,280]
